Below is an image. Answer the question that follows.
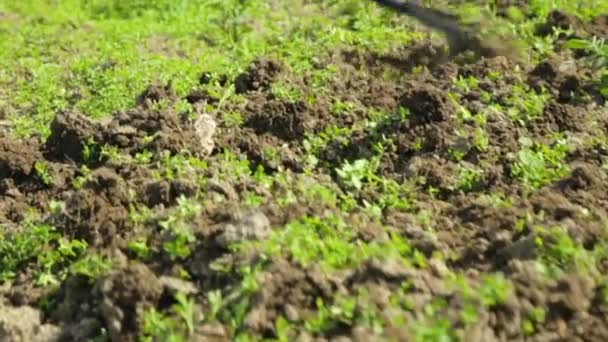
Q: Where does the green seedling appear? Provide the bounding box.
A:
[34,160,53,186]
[510,138,570,190]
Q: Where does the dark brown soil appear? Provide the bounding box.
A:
[2,6,608,342]
[536,10,608,40]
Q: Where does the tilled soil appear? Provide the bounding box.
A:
[1,7,608,342]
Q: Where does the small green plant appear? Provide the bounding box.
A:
[210,265,261,333]
[448,147,466,162]
[222,110,244,128]
[69,253,114,282]
[477,274,513,307]
[100,144,123,163]
[532,225,598,276]
[335,158,380,191]
[127,238,151,260]
[522,306,546,336]
[456,165,484,192]
[331,100,355,115]
[262,146,280,166]
[173,292,201,335]
[410,313,456,342]
[141,308,179,342]
[141,292,202,340]
[564,37,608,98]
[0,220,87,284]
[82,137,102,164]
[158,196,201,261]
[206,290,224,322]
[304,288,382,333]
[472,127,489,152]
[274,316,292,342]
[36,237,88,286]
[304,295,357,333]
[72,165,92,189]
[564,37,607,69]
[447,272,513,328]
[505,84,549,123]
[34,160,53,186]
[510,138,570,190]
[270,82,301,102]
[453,75,479,93]
[135,150,154,164]
[599,283,608,304]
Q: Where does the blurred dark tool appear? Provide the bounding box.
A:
[371,0,512,60]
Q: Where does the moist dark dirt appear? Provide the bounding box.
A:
[2,7,608,342]
[207,18,607,339]
[536,10,608,40]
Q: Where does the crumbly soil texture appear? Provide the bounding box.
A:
[2,7,608,342]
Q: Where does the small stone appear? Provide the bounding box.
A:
[428,258,449,277]
[159,276,198,295]
[194,113,217,156]
[368,258,410,279]
[194,322,229,341]
[352,326,375,342]
[330,336,351,342]
[531,332,560,341]
[216,210,271,246]
[295,332,315,342]
[284,304,300,321]
[557,319,568,338]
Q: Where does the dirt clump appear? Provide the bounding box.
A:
[0,301,63,342]
[185,88,219,105]
[0,135,43,224]
[526,57,594,105]
[105,106,203,157]
[529,188,579,220]
[531,101,588,134]
[47,82,209,163]
[47,275,104,340]
[138,178,198,208]
[234,57,284,94]
[214,127,303,172]
[498,261,608,341]
[586,14,608,38]
[243,258,338,336]
[95,263,165,341]
[554,162,608,215]
[340,75,400,110]
[4,6,608,338]
[0,135,42,179]
[536,10,608,42]
[135,81,177,107]
[51,167,131,247]
[405,156,457,192]
[399,82,454,125]
[243,96,315,141]
[535,10,581,37]
[45,110,104,163]
[0,133,78,226]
